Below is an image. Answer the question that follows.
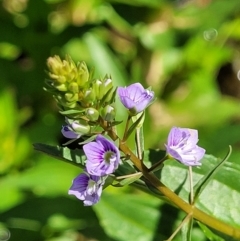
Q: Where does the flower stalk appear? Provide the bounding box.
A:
[100,119,240,239]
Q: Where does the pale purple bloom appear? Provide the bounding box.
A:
[68,172,105,206]
[165,127,205,166]
[117,83,154,115]
[83,135,120,176]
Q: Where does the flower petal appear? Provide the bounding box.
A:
[166,127,205,166]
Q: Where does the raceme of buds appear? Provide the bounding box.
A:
[68,172,105,206]
[83,135,120,176]
[165,127,206,166]
[45,55,90,108]
[47,55,89,88]
[117,83,155,115]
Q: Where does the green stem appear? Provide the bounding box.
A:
[135,127,144,160]
[101,121,240,239]
[122,114,131,142]
[189,166,194,205]
[165,213,192,241]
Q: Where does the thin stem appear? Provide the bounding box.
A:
[189,166,194,205]
[135,127,144,160]
[122,114,131,142]
[165,213,192,241]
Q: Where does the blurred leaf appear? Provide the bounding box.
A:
[94,191,164,241]
[198,222,225,241]
[83,32,127,87]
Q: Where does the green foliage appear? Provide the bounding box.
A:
[2,0,240,240]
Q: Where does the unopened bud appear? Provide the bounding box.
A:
[71,120,90,134]
[76,61,89,87]
[82,88,95,106]
[68,82,79,94]
[100,105,116,122]
[85,108,99,121]
[65,92,78,102]
[93,79,102,100]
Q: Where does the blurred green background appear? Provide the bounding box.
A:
[1,0,240,240]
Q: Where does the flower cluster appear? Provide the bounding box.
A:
[68,135,120,206]
[45,55,207,207]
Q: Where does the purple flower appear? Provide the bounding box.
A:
[165,127,205,166]
[117,83,154,115]
[83,135,120,176]
[61,125,81,139]
[61,118,90,139]
[68,172,105,206]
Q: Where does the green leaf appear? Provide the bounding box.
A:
[193,146,232,203]
[181,216,193,241]
[93,191,165,241]
[33,143,86,168]
[83,32,127,122]
[197,222,225,241]
[114,172,143,187]
[59,109,85,115]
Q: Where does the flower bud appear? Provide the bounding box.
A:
[65,92,78,102]
[71,120,90,134]
[68,82,79,94]
[62,119,91,139]
[76,61,89,87]
[82,88,96,106]
[55,84,68,92]
[93,79,102,100]
[100,105,116,122]
[85,108,99,121]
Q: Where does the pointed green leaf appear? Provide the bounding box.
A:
[59,109,85,115]
[114,172,143,187]
[197,222,225,241]
[33,143,86,168]
[193,146,232,203]
[181,216,193,241]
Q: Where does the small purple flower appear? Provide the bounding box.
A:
[61,125,81,139]
[117,83,154,115]
[68,172,105,206]
[61,118,90,139]
[165,127,205,166]
[83,135,120,176]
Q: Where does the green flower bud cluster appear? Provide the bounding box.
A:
[45,55,89,108]
[45,55,117,136]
